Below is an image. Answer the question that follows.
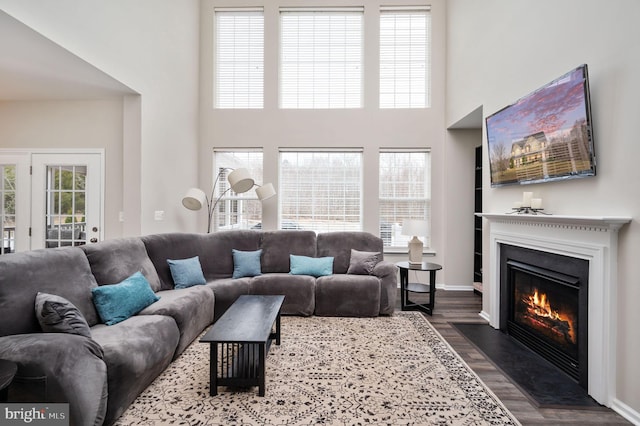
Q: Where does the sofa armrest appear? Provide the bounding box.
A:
[0,333,108,426]
[372,261,398,315]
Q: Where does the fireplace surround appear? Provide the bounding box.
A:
[479,213,630,406]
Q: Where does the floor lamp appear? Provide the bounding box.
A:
[182,168,276,233]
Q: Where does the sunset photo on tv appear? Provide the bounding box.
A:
[485,64,596,187]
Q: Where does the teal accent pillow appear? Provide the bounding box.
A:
[232,249,262,278]
[167,256,206,289]
[289,254,334,277]
[91,271,160,325]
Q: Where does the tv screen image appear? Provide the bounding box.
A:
[486,64,596,187]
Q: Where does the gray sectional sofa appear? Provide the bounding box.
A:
[0,230,397,426]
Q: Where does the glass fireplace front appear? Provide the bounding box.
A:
[500,245,588,388]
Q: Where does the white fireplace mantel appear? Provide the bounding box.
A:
[478,213,631,407]
[478,213,631,230]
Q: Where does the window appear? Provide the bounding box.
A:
[279,150,362,233]
[213,150,264,230]
[214,8,264,108]
[379,7,431,108]
[280,8,363,108]
[379,150,430,248]
[45,165,88,248]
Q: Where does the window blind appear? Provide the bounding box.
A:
[379,150,431,247]
[280,8,363,109]
[279,150,362,232]
[215,8,264,109]
[379,7,431,108]
[213,150,264,230]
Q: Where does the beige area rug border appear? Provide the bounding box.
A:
[116,311,521,425]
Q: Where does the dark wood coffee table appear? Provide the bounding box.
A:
[200,295,284,396]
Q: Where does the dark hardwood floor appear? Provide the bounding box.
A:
[401,289,631,425]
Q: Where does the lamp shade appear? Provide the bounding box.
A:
[227,168,255,194]
[401,219,429,237]
[182,188,207,211]
[256,183,276,201]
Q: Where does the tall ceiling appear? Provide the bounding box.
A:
[0,10,136,101]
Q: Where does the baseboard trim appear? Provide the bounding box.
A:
[611,398,640,425]
[479,310,491,323]
[436,284,475,291]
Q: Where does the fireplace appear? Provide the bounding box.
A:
[481,213,630,406]
[500,244,589,388]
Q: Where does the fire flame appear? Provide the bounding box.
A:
[525,290,576,344]
[528,290,561,320]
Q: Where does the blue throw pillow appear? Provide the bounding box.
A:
[289,254,334,277]
[91,272,160,325]
[167,256,206,289]
[232,249,262,279]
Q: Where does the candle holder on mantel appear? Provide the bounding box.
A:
[508,192,550,215]
[508,206,551,215]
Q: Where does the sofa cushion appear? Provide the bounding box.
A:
[232,249,262,278]
[139,286,215,357]
[290,254,333,277]
[35,292,92,338]
[250,273,315,316]
[206,278,252,321]
[0,247,100,335]
[260,230,317,273]
[83,237,162,292]
[347,249,382,275]
[315,274,381,317]
[91,272,160,325]
[90,314,179,425]
[167,256,206,289]
[317,232,384,274]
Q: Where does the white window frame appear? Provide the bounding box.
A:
[279,149,363,233]
[213,149,264,231]
[214,7,264,109]
[379,149,431,249]
[279,7,364,109]
[379,6,431,108]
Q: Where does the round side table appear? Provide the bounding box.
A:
[0,359,17,402]
[396,261,442,315]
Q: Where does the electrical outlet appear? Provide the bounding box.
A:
[154,210,164,221]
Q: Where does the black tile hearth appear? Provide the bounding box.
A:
[453,323,602,408]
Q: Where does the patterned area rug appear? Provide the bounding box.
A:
[115,312,520,425]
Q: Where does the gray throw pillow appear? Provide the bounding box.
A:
[35,292,92,338]
[347,249,382,275]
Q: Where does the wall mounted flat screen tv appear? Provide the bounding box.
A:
[486,64,596,187]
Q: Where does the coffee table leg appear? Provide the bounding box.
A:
[258,343,266,396]
[210,344,218,396]
[275,311,281,345]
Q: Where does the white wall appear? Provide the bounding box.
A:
[0,0,201,235]
[446,0,640,418]
[443,128,481,289]
[0,99,124,239]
